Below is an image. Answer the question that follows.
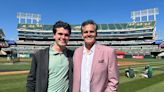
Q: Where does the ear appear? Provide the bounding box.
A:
[53,35,56,39]
[81,33,84,39]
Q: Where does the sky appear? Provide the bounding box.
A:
[0,0,164,40]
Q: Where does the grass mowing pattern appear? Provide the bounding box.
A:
[0,59,163,92]
[0,74,27,92]
[118,59,164,92]
[118,73,164,92]
[0,64,30,71]
[118,58,164,62]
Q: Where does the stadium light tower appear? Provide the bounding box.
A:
[131,8,159,22]
[17,12,41,24]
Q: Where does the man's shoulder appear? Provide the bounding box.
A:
[96,44,115,51]
[74,46,83,52]
[34,47,49,55]
[66,48,74,57]
[66,48,74,52]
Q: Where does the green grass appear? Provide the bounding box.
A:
[0,74,27,92]
[0,58,164,92]
[118,58,164,62]
[118,59,164,92]
[1,73,163,92]
[118,73,164,92]
[0,63,30,71]
[135,81,164,92]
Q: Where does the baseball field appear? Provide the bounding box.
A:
[0,58,164,92]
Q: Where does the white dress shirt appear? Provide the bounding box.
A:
[80,44,96,92]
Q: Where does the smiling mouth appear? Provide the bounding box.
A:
[87,38,93,40]
[86,37,94,39]
[60,41,66,43]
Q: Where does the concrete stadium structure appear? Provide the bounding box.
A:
[3,9,164,59]
[13,20,164,58]
[0,29,8,55]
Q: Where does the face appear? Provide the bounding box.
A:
[82,24,97,46]
[53,27,70,48]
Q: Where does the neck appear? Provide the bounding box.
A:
[85,42,95,51]
[53,44,65,52]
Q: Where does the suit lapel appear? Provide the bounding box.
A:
[45,48,49,76]
[78,46,83,82]
[40,48,49,91]
[90,44,100,80]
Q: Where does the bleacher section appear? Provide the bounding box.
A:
[0,29,8,55]
[112,45,162,55]
[17,21,156,40]
[4,20,161,58]
[17,21,155,31]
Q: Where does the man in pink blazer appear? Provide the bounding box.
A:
[73,20,119,92]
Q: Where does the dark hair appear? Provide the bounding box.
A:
[81,19,98,33]
[53,20,71,35]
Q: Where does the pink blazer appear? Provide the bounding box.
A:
[73,44,119,92]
